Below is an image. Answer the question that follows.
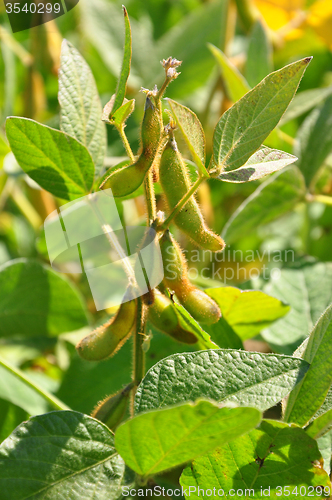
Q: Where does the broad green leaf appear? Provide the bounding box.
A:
[0,400,28,444]
[110,6,132,116]
[0,353,69,415]
[0,411,125,500]
[6,118,95,200]
[115,400,261,477]
[0,259,88,338]
[205,286,290,341]
[167,99,207,176]
[135,350,309,414]
[306,408,332,440]
[59,40,107,176]
[180,419,331,498]
[212,58,311,171]
[216,147,297,183]
[208,43,250,103]
[294,95,332,186]
[222,166,306,244]
[56,330,198,414]
[280,86,332,125]
[262,261,332,354]
[246,20,273,88]
[284,304,332,426]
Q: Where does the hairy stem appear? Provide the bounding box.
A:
[117,124,135,163]
[144,170,157,224]
[131,297,146,414]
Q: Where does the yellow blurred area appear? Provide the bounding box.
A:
[253,0,332,48]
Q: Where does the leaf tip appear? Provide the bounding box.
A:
[303,56,313,65]
[122,5,128,16]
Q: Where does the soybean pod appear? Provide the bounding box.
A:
[76,296,137,361]
[160,231,221,324]
[159,134,225,252]
[100,92,162,197]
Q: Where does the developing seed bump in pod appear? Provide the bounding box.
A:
[76,292,137,361]
[160,231,221,324]
[92,383,134,431]
[100,90,162,197]
[159,133,225,252]
[148,288,197,343]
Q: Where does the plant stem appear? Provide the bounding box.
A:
[160,176,205,230]
[233,0,259,32]
[0,355,70,411]
[307,194,332,206]
[131,297,146,414]
[144,170,157,224]
[117,124,135,163]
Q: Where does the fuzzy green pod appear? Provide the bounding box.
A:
[159,136,225,252]
[160,231,221,325]
[148,289,197,344]
[76,298,137,361]
[100,94,162,197]
[92,383,133,430]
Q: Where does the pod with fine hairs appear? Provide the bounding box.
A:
[100,92,162,197]
[160,231,221,324]
[159,134,225,252]
[76,296,137,361]
[148,288,197,344]
[91,383,133,430]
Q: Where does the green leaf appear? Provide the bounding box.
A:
[0,259,88,338]
[167,99,207,176]
[280,86,332,125]
[59,40,107,176]
[110,6,132,116]
[0,355,69,414]
[294,95,332,186]
[208,43,250,103]
[246,20,273,88]
[212,58,311,171]
[262,261,332,354]
[284,304,332,426]
[180,419,331,498]
[222,166,306,244]
[216,147,297,183]
[205,287,290,341]
[135,350,309,414]
[6,118,95,200]
[115,400,261,477]
[0,411,125,500]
